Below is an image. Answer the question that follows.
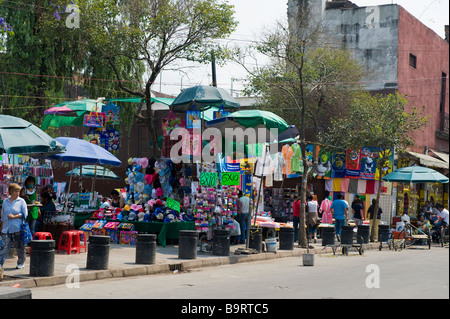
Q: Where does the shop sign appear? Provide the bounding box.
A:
[199,172,218,187]
[221,172,240,186]
[166,197,181,212]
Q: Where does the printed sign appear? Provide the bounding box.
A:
[221,172,240,186]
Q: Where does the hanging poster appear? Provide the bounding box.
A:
[359,147,379,180]
[332,151,346,178]
[345,149,361,178]
[161,110,182,136]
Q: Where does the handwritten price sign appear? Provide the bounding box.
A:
[199,172,218,187]
[166,197,181,212]
[221,172,240,186]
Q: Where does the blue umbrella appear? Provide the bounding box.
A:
[383,166,449,184]
[48,137,121,166]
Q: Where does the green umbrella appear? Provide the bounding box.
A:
[41,99,105,130]
[171,85,240,112]
[65,165,121,180]
[0,115,66,155]
[383,166,449,184]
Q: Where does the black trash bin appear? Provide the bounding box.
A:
[321,226,336,246]
[279,227,294,250]
[212,229,231,256]
[178,230,199,259]
[249,228,262,252]
[378,225,390,242]
[30,240,55,277]
[357,225,370,244]
[86,235,110,270]
[135,234,157,264]
[340,226,354,246]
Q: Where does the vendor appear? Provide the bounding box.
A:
[37,192,56,231]
[42,184,57,201]
[24,176,40,236]
[110,189,125,209]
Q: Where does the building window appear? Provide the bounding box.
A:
[440,72,447,113]
[409,53,417,69]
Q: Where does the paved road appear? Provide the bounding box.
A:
[31,246,448,299]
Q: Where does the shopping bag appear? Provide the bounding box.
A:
[213,105,229,119]
[161,110,181,136]
[21,218,32,246]
[186,106,201,129]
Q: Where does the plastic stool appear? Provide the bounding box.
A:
[71,230,87,253]
[57,231,79,255]
[33,232,53,240]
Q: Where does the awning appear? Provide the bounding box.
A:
[430,150,449,165]
[404,151,449,169]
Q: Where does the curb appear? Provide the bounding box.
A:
[0,242,381,289]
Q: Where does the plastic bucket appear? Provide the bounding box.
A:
[265,237,277,252]
[321,226,336,246]
[357,225,370,244]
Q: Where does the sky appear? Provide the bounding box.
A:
[155,0,449,97]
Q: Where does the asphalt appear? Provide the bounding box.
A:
[0,238,384,290]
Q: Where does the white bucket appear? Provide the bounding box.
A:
[265,237,277,253]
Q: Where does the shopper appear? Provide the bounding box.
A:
[331,194,348,241]
[292,196,301,242]
[434,203,449,229]
[38,192,57,232]
[24,176,40,236]
[238,191,250,244]
[306,195,319,243]
[0,183,28,269]
[351,195,364,226]
[368,199,382,242]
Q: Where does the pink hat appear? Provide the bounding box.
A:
[139,157,149,168]
[130,204,143,211]
[156,188,164,197]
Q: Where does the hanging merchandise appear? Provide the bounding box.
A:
[213,105,229,119]
[290,143,303,175]
[345,149,361,178]
[281,144,293,177]
[316,148,332,178]
[83,127,104,147]
[332,151,346,178]
[375,148,394,180]
[102,102,121,125]
[102,127,120,152]
[83,108,106,128]
[161,109,182,136]
[272,152,285,182]
[359,147,379,180]
[186,105,201,129]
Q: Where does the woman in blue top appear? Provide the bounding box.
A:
[0,183,28,269]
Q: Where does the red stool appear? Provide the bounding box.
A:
[71,230,87,253]
[33,232,53,240]
[57,231,79,255]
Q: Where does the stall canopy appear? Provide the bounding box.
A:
[403,150,448,170]
[170,85,240,112]
[48,137,121,166]
[382,166,449,184]
[65,165,121,180]
[0,115,66,155]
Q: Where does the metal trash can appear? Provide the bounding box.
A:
[135,234,157,264]
[30,240,55,277]
[279,227,294,250]
[249,228,262,252]
[178,230,199,259]
[378,224,390,242]
[86,235,110,270]
[340,226,354,245]
[357,225,370,244]
[321,226,336,246]
[212,229,231,256]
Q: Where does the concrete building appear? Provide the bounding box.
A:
[288,0,449,156]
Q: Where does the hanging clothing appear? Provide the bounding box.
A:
[320,198,333,224]
[281,144,294,176]
[272,152,285,182]
[357,179,367,194]
[348,179,358,194]
[340,178,350,193]
[290,143,302,173]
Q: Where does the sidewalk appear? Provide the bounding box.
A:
[0,239,382,290]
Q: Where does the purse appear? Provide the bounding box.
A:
[20,215,33,246]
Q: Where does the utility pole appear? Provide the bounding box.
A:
[211,51,217,87]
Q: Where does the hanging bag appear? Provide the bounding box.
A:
[186,105,201,129]
[83,105,106,128]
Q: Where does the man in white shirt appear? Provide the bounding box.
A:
[435,203,449,229]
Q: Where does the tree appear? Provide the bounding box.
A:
[319,92,428,239]
[43,0,237,155]
[239,14,364,248]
